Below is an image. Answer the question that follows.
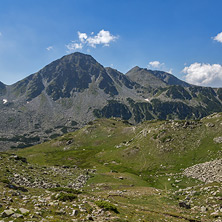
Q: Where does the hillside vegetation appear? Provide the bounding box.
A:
[0,113,222,221]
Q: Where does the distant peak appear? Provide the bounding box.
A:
[131,66,141,71]
[125,66,142,74]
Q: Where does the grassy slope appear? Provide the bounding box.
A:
[2,113,222,221]
[16,115,222,176]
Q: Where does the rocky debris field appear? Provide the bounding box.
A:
[0,152,221,221]
[0,153,92,190]
[184,159,222,183]
[0,153,124,221]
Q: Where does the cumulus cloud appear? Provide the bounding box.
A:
[148,61,164,69]
[78,31,87,43]
[66,41,83,52]
[46,46,53,51]
[86,30,118,47]
[147,60,173,74]
[183,62,222,87]
[66,29,118,52]
[212,32,222,43]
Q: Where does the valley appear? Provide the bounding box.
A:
[0,113,222,221]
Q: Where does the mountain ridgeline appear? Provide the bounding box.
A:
[0,52,222,150]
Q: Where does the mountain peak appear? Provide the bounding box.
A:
[12,52,119,101]
[126,66,167,88]
[127,66,142,73]
[60,52,95,62]
[126,66,191,88]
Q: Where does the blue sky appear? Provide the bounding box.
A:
[1,0,222,87]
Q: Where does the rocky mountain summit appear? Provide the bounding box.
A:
[125,66,191,88]
[1,52,222,150]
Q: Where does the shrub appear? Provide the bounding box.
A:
[95,200,119,213]
[53,192,77,202]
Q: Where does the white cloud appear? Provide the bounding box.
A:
[66,41,83,52]
[86,30,118,47]
[212,32,222,43]
[78,31,87,43]
[66,29,118,52]
[148,61,164,69]
[0,32,2,36]
[167,68,173,74]
[183,62,222,87]
[46,46,53,51]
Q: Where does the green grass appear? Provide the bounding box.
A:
[3,115,222,221]
[14,117,222,186]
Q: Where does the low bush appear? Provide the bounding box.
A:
[95,200,119,213]
[53,192,77,202]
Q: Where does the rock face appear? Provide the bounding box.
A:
[125,66,167,88]
[183,159,222,183]
[1,52,222,150]
[125,66,191,88]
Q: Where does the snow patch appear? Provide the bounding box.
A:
[3,99,7,104]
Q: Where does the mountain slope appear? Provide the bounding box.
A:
[126,66,191,88]
[0,52,222,150]
[126,66,167,88]
[11,53,120,101]
[0,53,144,150]
[149,69,191,87]
[0,81,6,96]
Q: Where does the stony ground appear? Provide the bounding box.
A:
[0,152,222,221]
[1,114,222,221]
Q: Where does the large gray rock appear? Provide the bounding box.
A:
[1,209,15,217]
[19,208,30,215]
[213,137,222,143]
[12,213,24,218]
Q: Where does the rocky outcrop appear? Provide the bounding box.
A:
[183,159,222,183]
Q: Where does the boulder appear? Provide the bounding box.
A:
[19,208,30,215]
[71,209,79,216]
[201,206,207,212]
[213,137,222,144]
[12,213,24,218]
[1,209,15,217]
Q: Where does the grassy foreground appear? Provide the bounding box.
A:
[1,113,222,221]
